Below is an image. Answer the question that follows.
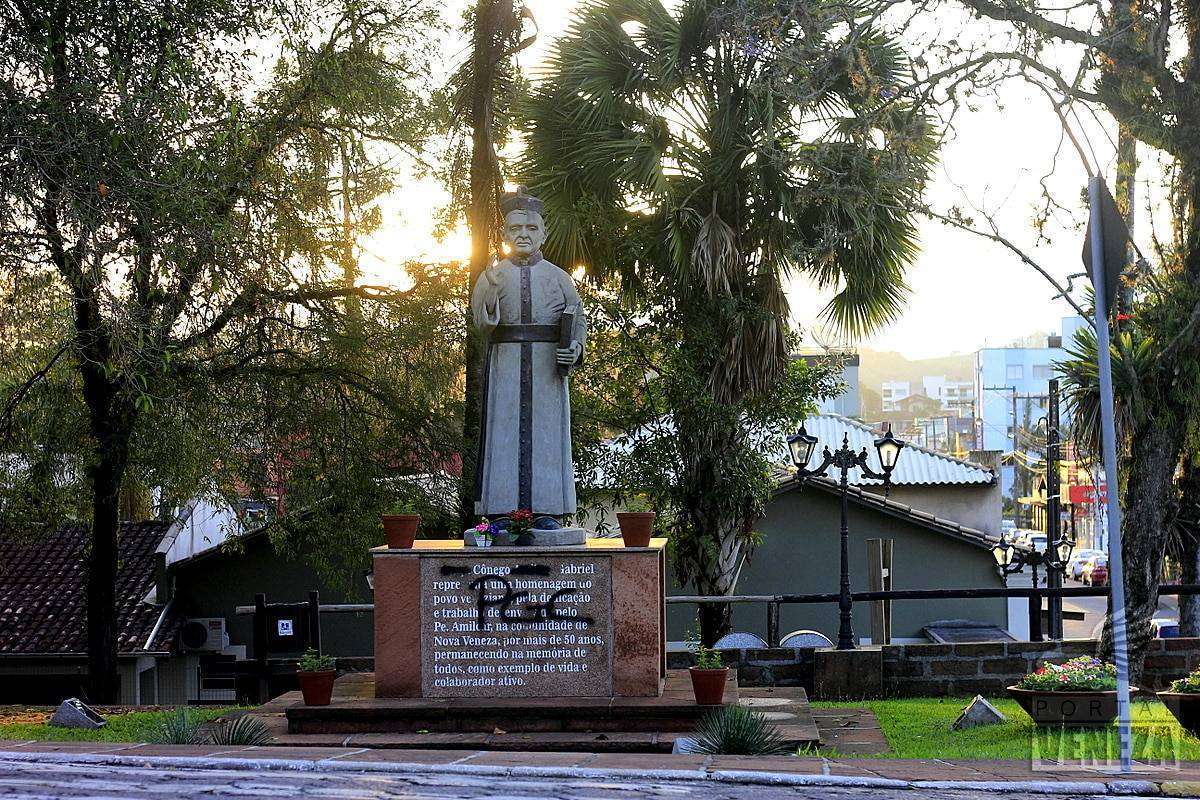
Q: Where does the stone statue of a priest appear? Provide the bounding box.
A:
[472,188,587,521]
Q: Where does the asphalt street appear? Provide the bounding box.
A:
[1061,577,1178,639]
[0,759,1151,800]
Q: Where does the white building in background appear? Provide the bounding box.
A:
[922,376,976,415]
[881,380,911,411]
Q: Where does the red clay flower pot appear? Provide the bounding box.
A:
[381,514,420,549]
[1159,691,1200,736]
[298,670,336,706]
[617,511,655,547]
[1007,686,1136,726]
[689,667,729,705]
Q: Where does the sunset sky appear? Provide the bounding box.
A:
[358,0,1157,359]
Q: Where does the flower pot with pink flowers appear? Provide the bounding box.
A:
[1007,656,1134,726]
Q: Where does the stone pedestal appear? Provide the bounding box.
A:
[372,538,667,698]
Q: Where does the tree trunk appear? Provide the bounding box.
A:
[675,412,751,646]
[1177,458,1200,636]
[1103,415,1183,683]
[459,0,513,531]
[75,294,134,703]
[86,426,130,703]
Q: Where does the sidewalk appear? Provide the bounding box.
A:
[2,740,1199,796]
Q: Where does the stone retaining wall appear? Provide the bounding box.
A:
[671,638,1200,698]
[882,638,1200,696]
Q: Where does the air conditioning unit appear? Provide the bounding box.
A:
[180,618,229,652]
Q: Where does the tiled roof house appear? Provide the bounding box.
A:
[0,521,181,703]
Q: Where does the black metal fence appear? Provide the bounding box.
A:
[668,584,1200,645]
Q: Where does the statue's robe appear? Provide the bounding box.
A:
[471,252,587,517]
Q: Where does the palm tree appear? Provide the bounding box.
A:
[1060,293,1200,676]
[521,0,935,641]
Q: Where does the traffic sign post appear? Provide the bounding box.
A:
[1087,175,1133,772]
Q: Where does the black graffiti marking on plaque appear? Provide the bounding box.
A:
[467,576,595,630]
[440,565,470,575]
[510,564,552,576]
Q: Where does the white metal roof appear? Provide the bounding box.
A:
[780,413,995,487]
[589,413,994,490]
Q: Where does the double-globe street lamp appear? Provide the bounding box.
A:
[787,424,906,650]
[991,532,1075,640]
[992,534,1075,588]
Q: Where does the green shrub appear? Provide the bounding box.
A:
[148,708,203,745]
[690,705,790,755]
[207,715,272,746]
[297,647,336,672]
[693,645,725,670]
[1169,667,1200,693]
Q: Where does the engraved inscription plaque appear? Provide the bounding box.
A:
[420,555,613,697]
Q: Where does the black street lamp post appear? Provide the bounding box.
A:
[787,424,906,650]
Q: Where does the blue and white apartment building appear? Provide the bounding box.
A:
[974,316,1088,499]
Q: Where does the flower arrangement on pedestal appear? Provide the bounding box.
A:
[472,520,498,547]
[508,508,535,545]
[1008,656,1130,726]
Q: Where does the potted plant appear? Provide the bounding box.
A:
[1007,656,1133,726]
[381,502,420,549]
[1159,667,1200,735]
[689,643,730,706]
[296,647,337,707]
[616,495,655,548]
[508,508,535,546]
[470,520,497,548]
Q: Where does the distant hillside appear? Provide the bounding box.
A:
[857,348,975,415]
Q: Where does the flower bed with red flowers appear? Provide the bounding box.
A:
[1015,656,1117,692]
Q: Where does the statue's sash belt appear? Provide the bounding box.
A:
[490,324,559,344]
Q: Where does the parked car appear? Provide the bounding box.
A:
[1081,556,1109,586]
[1069,549,1105,580]
[1014,529,1041,547]
[1026,534,1048,552]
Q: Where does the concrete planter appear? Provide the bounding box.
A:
[298,670,337,706]
[689,667,729,705]
[1007,685,1134,726]
[617,512,655,547]
[381,514,420,549]
[1158,691,1200,736]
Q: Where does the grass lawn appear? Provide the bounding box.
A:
[0,707,238,743]
[813,697,1200,760]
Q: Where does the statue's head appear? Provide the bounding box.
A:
[501,187,546,258]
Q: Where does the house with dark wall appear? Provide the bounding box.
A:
[168,527,374,662]
[664,476,1009,645]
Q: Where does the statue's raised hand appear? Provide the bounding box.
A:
[483,255,503,289]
